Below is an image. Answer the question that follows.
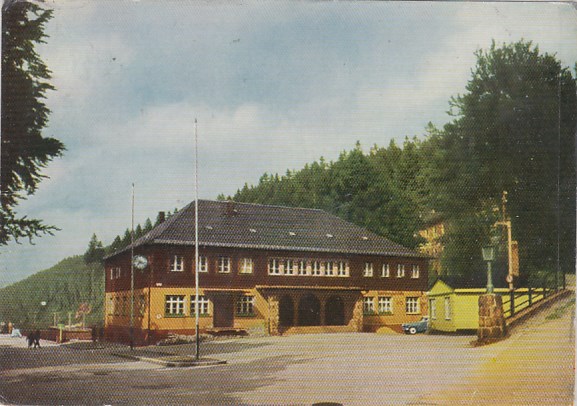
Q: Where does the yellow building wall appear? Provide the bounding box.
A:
[363,290,428,329]
[106,287,266,333]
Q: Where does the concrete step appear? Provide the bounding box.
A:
[281,325,356,335]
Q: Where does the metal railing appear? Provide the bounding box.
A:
[502,273,563,319]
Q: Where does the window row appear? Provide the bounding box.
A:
[163,295,255,317]
[363,296,420,315]
[362,263,420,279]
[169,256,250,274]
[268,259,349,277]
[110,257,421,279]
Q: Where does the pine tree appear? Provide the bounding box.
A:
[1,1,65,245]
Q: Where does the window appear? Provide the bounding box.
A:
[108,297,114,315]
[268,259,281,275]
[171,255,184,272]
[236,296,254,315]
[285,259,294,275]
[363,297,375,314]
[298,260,307,275]
[191,295,210,315]
[240,258,253,274]
[110,267,121,279]
[381,264,390,278]
[397,264,405,278]
[378,297,393,314]
[337,261,349,277]
[198,256,208,273]
[139,295,146,316]
[429,299,436,320]
[444,297,451,320]
[406,297,420,314]
[312,261,322,276]
[411,265,420,279]
[165,295,185,316]
[325,262,334,276]
[363,262,374,277]
[218,257,231,273]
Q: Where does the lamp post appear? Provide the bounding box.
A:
[482,245,495,294]
[34,301,47,327]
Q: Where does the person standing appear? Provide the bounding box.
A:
[33,329,41,348]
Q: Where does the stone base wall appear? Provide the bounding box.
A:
[477,294,507,343]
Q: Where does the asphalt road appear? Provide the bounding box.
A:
[1,295,574,405]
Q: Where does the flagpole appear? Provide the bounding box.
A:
[194,119,200,360]
[130,183,135,351]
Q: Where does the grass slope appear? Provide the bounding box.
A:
[0,255,104,330]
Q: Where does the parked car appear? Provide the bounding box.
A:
[402,316,429,335]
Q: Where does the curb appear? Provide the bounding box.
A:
[113,352,226,367]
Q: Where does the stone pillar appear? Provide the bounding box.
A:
[477,294,507,343]
[349,297,364,332]
[268,295,280,336]
[320,299,326,326]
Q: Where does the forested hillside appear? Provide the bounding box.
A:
[0,255,104,330]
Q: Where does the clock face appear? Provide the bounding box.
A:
[133,255,148,270]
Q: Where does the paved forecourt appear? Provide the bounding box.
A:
[0,297,574,405]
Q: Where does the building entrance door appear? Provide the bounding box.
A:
[325,295,345,325]
[279,295,294,327]
[298,294,321,326]
[212,294,234,328]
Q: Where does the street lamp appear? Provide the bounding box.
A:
[482,245,495,293]
[34,301,47,327]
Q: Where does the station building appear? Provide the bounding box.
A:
[104,200,428,344]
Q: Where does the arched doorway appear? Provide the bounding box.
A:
[325,295,345,326]
[279,295,294,327]
[298,294,321,326]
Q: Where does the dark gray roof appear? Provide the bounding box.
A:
[109,200,424,258]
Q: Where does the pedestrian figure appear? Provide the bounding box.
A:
[27,332,34,348]
[8,321,13,335]
[33,329,41,348]
[91,326,97,343]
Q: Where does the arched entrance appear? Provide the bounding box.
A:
[279,295,294,327]
[325,295,345,326]
[298,294,321,326]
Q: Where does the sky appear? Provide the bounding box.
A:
[1,0,576,287]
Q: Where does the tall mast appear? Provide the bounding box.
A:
[194,119,200,360]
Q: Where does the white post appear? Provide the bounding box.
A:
[194,118,200,360]
[130,183,135,350]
